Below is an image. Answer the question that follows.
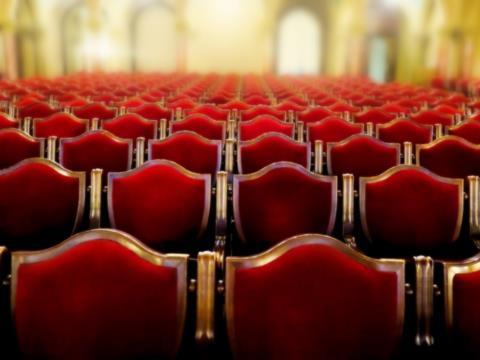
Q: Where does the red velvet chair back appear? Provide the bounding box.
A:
[0,159,85,249]
[0,113,19,130]
[19,101,58,119]
[148,131,222,176]
[170,114,226,141]
[307,116,363,144]
[355,109,396,124]
[448,121,480,144]
[238,116,295,141]
[102,114,157,141]
[188,104,229,121]
[233,162,337,249]
[11,229,188,359]
[0,129,44,169]
[220,100,251,111]
[33,113,88,138]
[377,119,433,145]
[108,160,211,251]
[297,107,333,123]
[226,234,405,359]
[238,133,310,174]
[73,103,116,120]
[411,110,454,126]
[60,130,132,182]
[131,103,171,121]
[417,136,480,179]
[241,105,284,121]
[327,134,400,178]
[443,255,480,356]
[360,165,463,254]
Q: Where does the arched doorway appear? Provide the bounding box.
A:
[275,8,321,75]
[131,1,178,72]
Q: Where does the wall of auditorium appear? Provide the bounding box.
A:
[1,0,480,83]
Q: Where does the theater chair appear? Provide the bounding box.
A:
[237,133,310,174]
[0,129,44,169]
[0,158,86,250]
[411,110,454,127]
[232,162,337,253]
[18,101,58,121]
[243,95,271,106]
[417,136,480,180]
[439,246,480,357]
[327,134,401,181]
[297,107,333,124]
[8,228,189,359]
[306,116,364,145]
[170,114,226,141]
[349,165,478,257]
[59,130,132,184]
[101,114,158,142]
[107,160,212,253]
[130,103,172,121]
[238,116,295,141]
[240,105,284,121]
[32,112,89,138]
[72,103,117,123]
[188,104,230,121]
[0,113,19,130]
[148,131,222,176]
[355,108,396,125]
[447,120,480,144]
[377,119,433,146]
[224,234,406,359]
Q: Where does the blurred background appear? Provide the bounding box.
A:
[0,0,479,85]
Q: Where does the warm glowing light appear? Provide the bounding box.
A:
[80,33,112,61]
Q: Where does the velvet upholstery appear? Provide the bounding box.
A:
[227,238,403,359]
[0,113,18,130]
[297,107,333,123]
[417,136,480,179]
[244,95,271,106]
[448,121,480,144]
[450,268,480,356]
[220,100,251,111]
[411,110,454,126]
[238,116,295,141]
[355,109,396,124]
[102,114,157,141]
[360,166,463,254]
[188,104,229,120]
[170,114,226,141]
[377,119,433,145]
[0,129,43,169]
[60,130,132,182]
[233,163,336,249]
[238,133,309,174]
[275,101,305,112]
[149,131,221,176]
[131,103,171,121]
[19,102,58,119]
[327,135,400,178]
[328,102,360,113]
[241,106,284,121]
[33,113,88,138]
[0,159,84,249]
[108,161,211,251]
[307,116,363,144]
[168,98,197,110]
[13,233,186,359]
[73,103,116,120]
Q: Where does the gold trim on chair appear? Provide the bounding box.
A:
[59,130,134,172]
[101,114,159,140]
[147,130,223,174]
[196,251,216,345]
[237,115,295,141]
[326,134,401,175]
[414,256,434,347]
[0,158,86,236]
[135,137,145,167]
[32,113,88,138]
[107,159,212,243]
[359,165,464,245]
[314,140,323,174]
[416,135,480,167]
[10,228,189,357]
[376,119,434,143]
[237,132,310,174]
[89,169,103,228]
[0,128,45,159]
[225,233,406,357]
[233,162,338,243]
[169,114,227,142]
[469,175,480,248]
